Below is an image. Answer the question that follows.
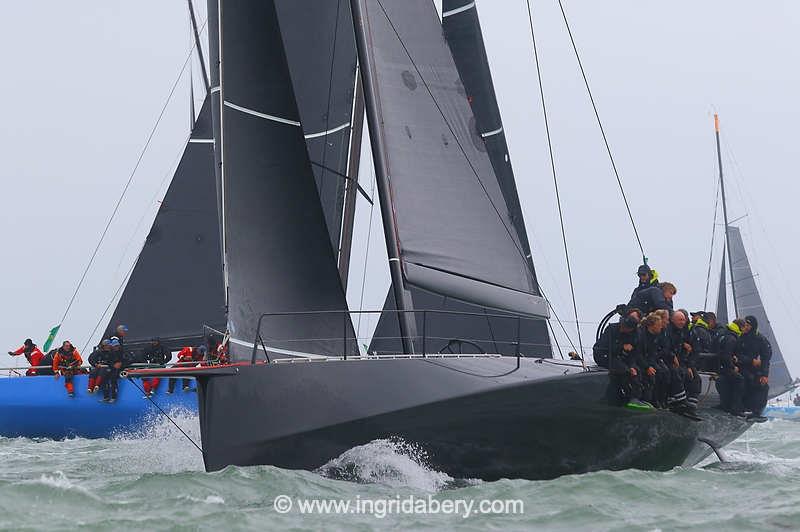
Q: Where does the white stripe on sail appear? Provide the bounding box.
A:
[480,127,503,138]
[223,100,302,127]
[229,337,328,359]
[304,122,351,140]
[442,1,475,18]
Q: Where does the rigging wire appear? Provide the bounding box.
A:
[555,0,646,261]
[703,178,721,310]
[55,19,208,332]
[127,377,203,453]
[356,160,378,346]
[373,0,531,266]
[525,0,584,362]
[319,0,344,191]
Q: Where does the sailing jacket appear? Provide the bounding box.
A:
[628,285,672,316]
[601,325,641,377]
[718,324,741,376]
[88,348,111,368]
[668,323,695,369]
[737,331,772,379]
[10,345,45,375]
[689,320,713,355]
[638,327,671,369]
[53,349,83,373]
[142,344,171,366]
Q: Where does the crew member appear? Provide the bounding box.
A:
[101,338,124,403]
[689,312,714,371]
[638,313,674,408]
[8,339,45,376]
[87,339,112,393]
[604,315,647,407]
[141,338,171,397]
[52,341,83,397]
[631,264,659,300]
[168,345,206,393]
[628,282,676,316]
[669,310,700,410]
[738,315,772,417]
[716,319,746,415]
[113,325,128,350]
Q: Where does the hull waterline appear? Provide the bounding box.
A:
[193,357,750,480]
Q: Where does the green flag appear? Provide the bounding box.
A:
[42,324,61,352]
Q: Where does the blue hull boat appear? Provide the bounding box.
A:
[763,405,800,421]
[0,375,197,439]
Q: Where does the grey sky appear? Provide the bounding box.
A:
[2,1,798,376]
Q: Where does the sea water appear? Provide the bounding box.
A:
[0,412,798,531]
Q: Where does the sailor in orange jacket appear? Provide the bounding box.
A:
[167,345,206,393]
[8,338,45,376]
[52,341,83,397]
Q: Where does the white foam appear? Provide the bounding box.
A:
[316,438,457,492]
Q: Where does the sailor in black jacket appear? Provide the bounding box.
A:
[628,282,676,316]
[668,310,699,409]
[604,315,645,406]
[716,320,746,415]
[637,313,675,408]
[738,316,772,416]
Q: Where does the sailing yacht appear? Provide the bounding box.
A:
[126,0,792,480]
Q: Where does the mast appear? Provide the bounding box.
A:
[349,0,416,354]
[188,0,210,95]
[715,113,738,317]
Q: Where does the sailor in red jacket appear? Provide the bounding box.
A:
[167,345,206,393]
[8,339,45,376]
[52,341,83,397]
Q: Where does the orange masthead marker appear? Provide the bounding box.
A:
[714,113,720,132]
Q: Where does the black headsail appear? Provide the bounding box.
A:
[728,226,793,392]
[104,98,225,351]
[366,0,550,355]
[210,0,354,359]
[276,1,361,261]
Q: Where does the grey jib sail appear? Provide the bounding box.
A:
[211,0,354,359]
[276,0,360,256]
[715,244,729,325]
[368,0,550,355]
[104,98,225,350]
[728,226,793,390]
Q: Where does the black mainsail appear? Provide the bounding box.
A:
[210,0,354,359]
[104,99,225,349]
[728,226,793,391]
[368,0,550,355]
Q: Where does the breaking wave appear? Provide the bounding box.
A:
[316,437,477,491]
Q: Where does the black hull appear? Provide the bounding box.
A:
[196,357,750,480]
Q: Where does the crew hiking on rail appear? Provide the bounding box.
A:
[5,323,230,401]
[593,263,772,420]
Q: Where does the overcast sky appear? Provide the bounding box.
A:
[1,1,798,376]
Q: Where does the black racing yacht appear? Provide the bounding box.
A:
[126,0,790,480]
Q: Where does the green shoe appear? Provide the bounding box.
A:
[625,399,655,411]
